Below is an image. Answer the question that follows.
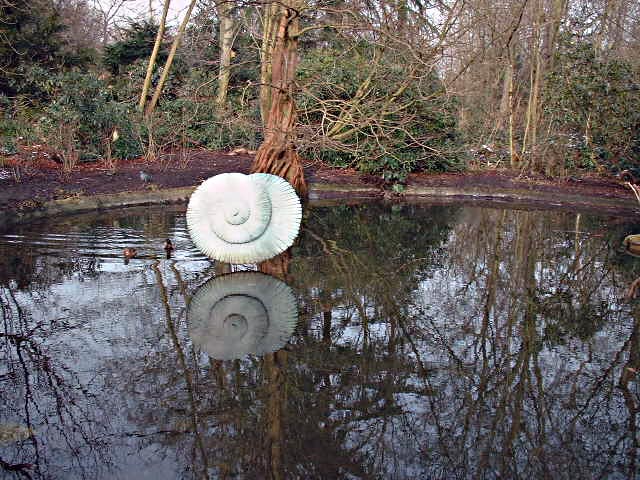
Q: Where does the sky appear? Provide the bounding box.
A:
[119,0,195,25]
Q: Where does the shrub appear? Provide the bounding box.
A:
[0,95,40,158]
[151,97,261,151]
[103,21,166,75]
[0,0,67,95]
[297,45,464,184]
[544,37,640,175]
[37,71,142,164]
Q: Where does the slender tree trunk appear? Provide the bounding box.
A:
[595,0,612,55]
[139,0,171,112]
[252,3,307,196]
[264,350,286,480]
[545,0,567,68]
[508,52,517,167]
[101,18,109,48]
[498,60,512,132]
[521,0,544,170]
[619,314,640,478]
[152,263,209,476]
[396,0,408,30]
[216,0,235,106]
[259,2,280,124]
[145,0,197,117]
[611,1,628,54]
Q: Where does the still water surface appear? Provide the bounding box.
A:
[0,202,638,479]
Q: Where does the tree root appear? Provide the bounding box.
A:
[252,142,307,197]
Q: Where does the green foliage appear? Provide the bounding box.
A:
[150,97,260,151]
[4,62,259,165]
[0,95,38,156]
[143,62,261,151]
[37,72,142,161]
[0,0,71,95]
[544,37,640,174]
[292,203,459,300]
[8,64,60,99]
[103,21,165,75]
[298,45,465,184]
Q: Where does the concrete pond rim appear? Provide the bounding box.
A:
[0,181,636,231]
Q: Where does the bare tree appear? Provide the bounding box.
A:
[138,0,171,112]
[252,1,307,195]
[145,0,198,117]
[215,0,236,106]
[91,0,133,46]
[54,0,103,54]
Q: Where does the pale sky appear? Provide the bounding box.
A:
[120,0,194,25]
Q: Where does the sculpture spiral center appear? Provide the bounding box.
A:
[222,313,248,341]
[207,179,272,245]
[207,294,268,346]
[224,202,250,226]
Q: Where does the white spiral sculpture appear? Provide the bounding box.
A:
[186,172,302,263]
[187,271,298,360]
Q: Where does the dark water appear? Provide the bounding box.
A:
[0,202,639,479]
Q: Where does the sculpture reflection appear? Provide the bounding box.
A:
[187,271,298,360]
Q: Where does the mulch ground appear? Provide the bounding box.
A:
[0,148,633,212]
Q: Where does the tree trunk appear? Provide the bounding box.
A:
[521,0,544,170]
[507,55,517,167]
[139,0,171,112]
[259,251,290,479]
[595,0,612,55]
[145,0,197,117]
[215,0,235,106]
[545,0,567,68]
[264,350,287,480]
[259,2,280,124]
[498,59,512,132]
[259,251,291,279]
[252,3,307,197]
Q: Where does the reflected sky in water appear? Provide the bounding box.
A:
[0,203,638,479]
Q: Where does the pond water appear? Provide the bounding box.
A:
[0,202,639,479]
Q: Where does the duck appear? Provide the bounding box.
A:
[164,239,174,258]
[623,234,640,257]
[619,169,637,184]
[139,170,152,183]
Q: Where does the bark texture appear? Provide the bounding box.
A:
[215,0,235,106]
[138,0,171,112]
[252,4,307,197]
[145,0,197,117]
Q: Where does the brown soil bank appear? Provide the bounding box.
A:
[0,150,636,229]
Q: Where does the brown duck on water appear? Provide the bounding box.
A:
[164,239,174,258]
[123,247,137,265]
[623,234,640,257]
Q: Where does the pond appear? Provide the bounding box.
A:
[0,202,638,479]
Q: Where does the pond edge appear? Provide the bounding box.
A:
[0,181,635,229]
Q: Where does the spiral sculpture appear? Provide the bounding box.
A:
[187,271,298,360]
[186,173,302,263]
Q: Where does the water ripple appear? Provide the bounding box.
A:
[0,210,209,262]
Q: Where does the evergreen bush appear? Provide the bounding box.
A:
[544,37,640,175]
[37,72,142,162]
[297,45,465,184]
